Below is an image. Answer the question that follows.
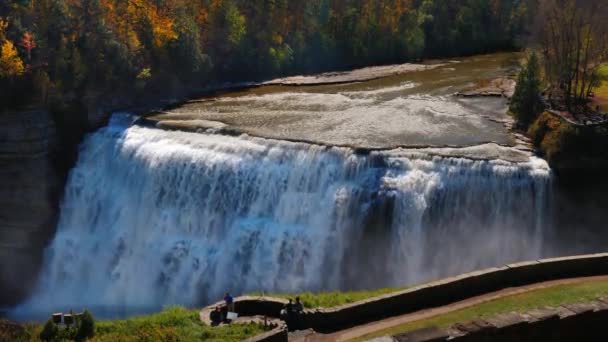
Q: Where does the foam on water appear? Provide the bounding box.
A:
[13,116,551,319]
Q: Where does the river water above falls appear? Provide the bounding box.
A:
[150,53,520,149]
[14,53,564,320]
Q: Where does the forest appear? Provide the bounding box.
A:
[0,0,536,111]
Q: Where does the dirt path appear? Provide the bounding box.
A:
[292,275,608,342]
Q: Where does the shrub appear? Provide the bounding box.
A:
[39,319,59,342]
[76,310,95,341]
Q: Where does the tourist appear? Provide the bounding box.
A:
[294,297,303,314]
[224,292,235,313]
[210,307,222,326]
[286,298,294,315]
[283,299,295,330]
[293,297,304,330]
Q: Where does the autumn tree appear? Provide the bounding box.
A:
[539,0,608,112]
[0,18,25,78]
[0,0,536,112]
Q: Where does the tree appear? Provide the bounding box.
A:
[39,319,59,342]
[0,39,25,78]
[538,0,608,112]
[75,309,95,342]
[170,10,211,81]
[0,0,536,112]
[511,53,544,127]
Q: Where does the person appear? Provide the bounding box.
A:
[286,298,294,315]
[294,297,303,314]
[209,307,222,326]
[284,299,295,330]
[292,297,304,330]
[224,292,235,313]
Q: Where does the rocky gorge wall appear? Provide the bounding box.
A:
[0,110,63,306]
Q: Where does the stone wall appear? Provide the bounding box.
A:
[202,253,608,334]
[242,326,288,342]
[0,110,62,305]
[394,298,608,341]
[200,297,289,342]
[300,253,608,332]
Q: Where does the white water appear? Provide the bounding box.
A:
[15,116,551,318]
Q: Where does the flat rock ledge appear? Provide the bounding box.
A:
[454,78,516,99]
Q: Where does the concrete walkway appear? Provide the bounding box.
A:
[292,275,608,342]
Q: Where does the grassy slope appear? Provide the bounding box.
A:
[9,279,608,341]
[250,286,409,308]
[353,279,608,341]
[12,307,265,342]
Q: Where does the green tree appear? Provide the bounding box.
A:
[76,309,95,342]
[510,53,544,127]
[39,318,59,342]
[170,11,210,82]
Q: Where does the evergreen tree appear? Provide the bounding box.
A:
[76,309,95,342]
[39,318,59,342]
[170,11,210,82]
[510,53,544,127]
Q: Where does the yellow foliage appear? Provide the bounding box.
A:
[0,39,25,78]
[127,0,177,48]
[148,8,178,47]
[100,0,177,50]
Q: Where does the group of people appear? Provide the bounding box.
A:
[281,297,304,330]
[209,292,306,330]
[209,292,235,326]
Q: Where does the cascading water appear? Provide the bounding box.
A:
[14,115,551,319]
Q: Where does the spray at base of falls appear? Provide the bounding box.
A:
[14,115,551,319]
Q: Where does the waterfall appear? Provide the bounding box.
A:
[14,115,551,319]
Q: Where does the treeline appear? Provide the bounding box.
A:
[0,0,536,111]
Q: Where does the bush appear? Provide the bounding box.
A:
[39,319,59,342]
[76,310,95,341]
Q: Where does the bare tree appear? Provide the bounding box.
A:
[538,0,608,113]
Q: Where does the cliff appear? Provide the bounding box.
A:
[0,110,62,306]
[527,111,608,178]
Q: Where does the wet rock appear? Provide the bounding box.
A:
[0,109,61,305]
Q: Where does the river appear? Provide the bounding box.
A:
[10,53,605,320]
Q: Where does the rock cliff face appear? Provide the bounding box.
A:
[0,110,62,306]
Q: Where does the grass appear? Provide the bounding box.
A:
[9,306,265,342]
[353,279,608,341]
[250,286,410,308]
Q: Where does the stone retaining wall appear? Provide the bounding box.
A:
[201,253,608,335]
[200,297,289,342]
[242,324,288,342]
